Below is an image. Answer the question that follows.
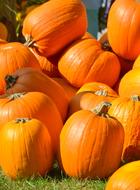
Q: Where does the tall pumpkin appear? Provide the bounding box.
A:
[60,102,124,179]
[58,37,120,88]
[22,0,87,57]
[0,42,40,94]
[105,161,140,190]
[5,67,68,121]
[107,0,140,60]
[0,118,54,179]
[0,92,63,154]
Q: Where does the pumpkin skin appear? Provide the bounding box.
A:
[105,161,140,190]
[119,68,140,97]
[0,92,63,154]
[30,48,60,77]
[58,38,120,88]
[0,118,54,179]
[77,82,118,95]
[132,54,140,69]
[22,0,87,57]
[60,102,124,179]
[68,89,118,117]
[0,22,8,40]
[108,95,140,163]
[0,42,40,94]
[107,0,140,60]
[5,67,68,122]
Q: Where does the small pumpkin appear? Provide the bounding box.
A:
[60,102,124,179]
[58,37,120,88]
[0,92,63,154]
[0,118,54,179]
[0,22,8,40]
[5,67,68,121]
[22,0,87,57]
[105,161,140,190]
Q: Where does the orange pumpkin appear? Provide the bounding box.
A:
[0,118,54,179]
[105,161,140,190]
[0,42,40,94]
[58,37,120,88]
[52,77,78,101]
[108,95,140,163]
[0,92,63,154]
[60,102,124,179]
[30,48,60,77]
[132,54,140,69]
[68,89,118,117]
[5,67,68,121]
[22,0,87,57]
[107,0,140,60]
[119,68,140,97]
[0,22,8,40]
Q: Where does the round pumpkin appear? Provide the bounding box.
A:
[0,92,63,154]
[0,22,8,40]
[60,102,124,179]
[22,0,87,57]
[108,95,140,163]
[107,0,140,60]
[5,67,68,122]
[0,42,40,94]
[58,37,120,88]
[119,68,140,97]
[105,161,140,190]
[0,118,54,179]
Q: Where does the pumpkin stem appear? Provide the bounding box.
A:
[131,95,140,101]
[93,101,112,117]
[24,35,35,47]
[101,41,112,51]
[9,92,26,100]
[94,89,108,96]
[5,75,18,90]
[15,118,31,123]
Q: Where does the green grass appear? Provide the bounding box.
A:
[0,165,106,190]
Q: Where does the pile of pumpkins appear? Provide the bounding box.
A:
[0,0,140,189]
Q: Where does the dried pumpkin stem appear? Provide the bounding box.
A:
[93,101,112,117]
[101,41,112,51]
[131,95,140,101]
[5,75,18,90]
[9,92,26,100]
[24,35,35,47]
[15,118,31,123]
[94,89,108,96]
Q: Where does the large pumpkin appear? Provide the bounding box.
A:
[22,0,87,57]
[0,42,40,94]
[107,0,140,60]
[58,37,120,88]
[5,67,68,121]
[108,95,140,163]
[119,68,140,97]
[60,102,124,179]
[0,92,63,154]
[0,118,54,179]
[105,161,140,190]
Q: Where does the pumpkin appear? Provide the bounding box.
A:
[107,0,140,60]
[52,77,78,101]
[0,42,41,94]
[60,102,124,179]
[22,0,87,57]
[0,118,54,179]
[5,67,68,122]
[58,37,120,88]
[105,161,140,190]
[68,89,118,117]
[132,54,140,69]
[0,92,63,154]
[108,95,140,163]
[119,68,140,97]
[29,48,60,77]
[77,82,118,95]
